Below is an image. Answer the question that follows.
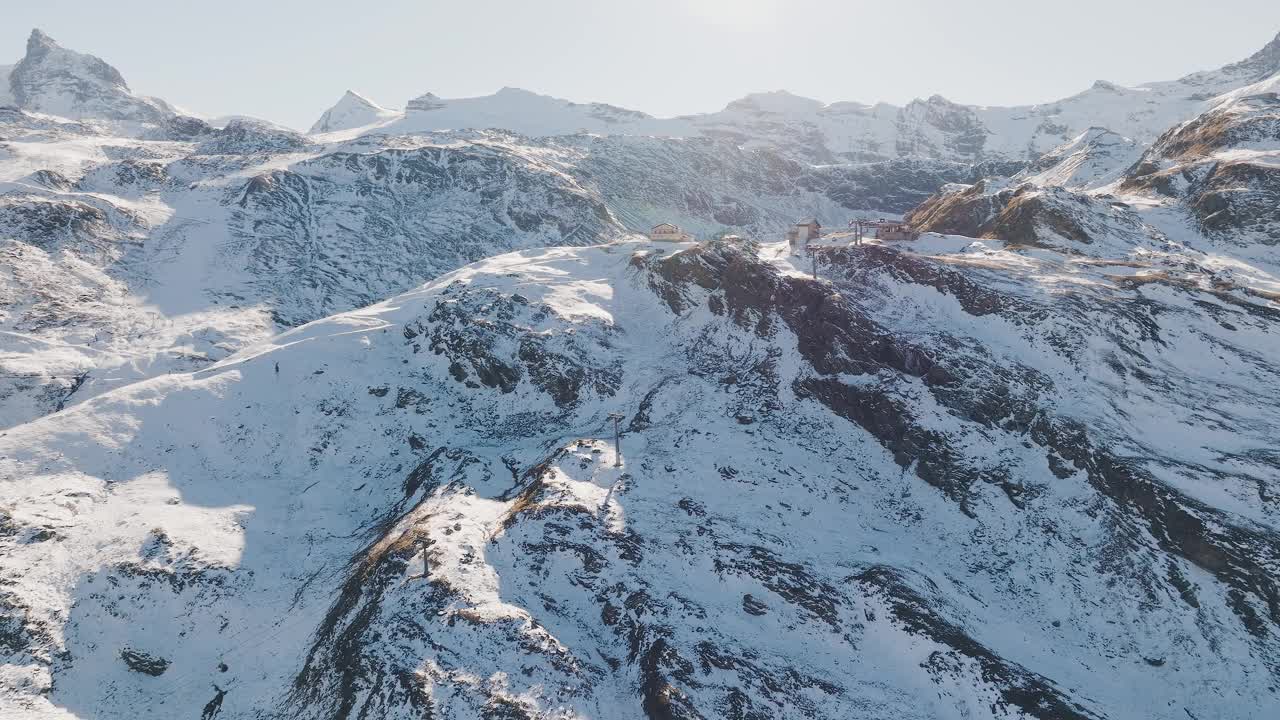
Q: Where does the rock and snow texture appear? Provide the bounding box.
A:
[1,236,1279,719]
[1121,75,1280,245]
[1015,127,1144,190]
[2,24,1280,720]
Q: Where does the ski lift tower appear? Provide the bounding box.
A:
[607,412,626,467]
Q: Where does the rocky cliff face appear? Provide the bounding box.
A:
[1016,127,1144,190]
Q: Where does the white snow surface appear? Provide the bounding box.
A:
[308,90,398,135]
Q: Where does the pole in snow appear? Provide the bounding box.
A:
[607,412,626,467]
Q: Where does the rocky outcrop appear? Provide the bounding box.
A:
[119,649,170,676]
[409,283,622,411]
[195,119,311,156]
[1122,87,1280,240]
[904,180,1014,237]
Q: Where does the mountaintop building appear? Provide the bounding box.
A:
[649,223,694,242]
[786,219,821,255]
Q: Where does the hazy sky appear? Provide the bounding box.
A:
[4,0,1280,130]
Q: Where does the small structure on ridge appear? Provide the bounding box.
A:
[786,219,821,255]
[868,219,919,242]
[649,223,694,242]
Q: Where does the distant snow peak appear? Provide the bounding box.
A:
[25,29,64,59]
[8,27,172,127]
[309,89,397,134]
[724,90,824,114]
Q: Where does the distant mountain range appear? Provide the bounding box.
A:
[307,33,1280,163]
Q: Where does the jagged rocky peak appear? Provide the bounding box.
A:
[900,94,981,127]
[20,29,125,89]
[1221,29,1280,81]
[7,28,174,126]
[0,63,15,106]
[308,89,398,133]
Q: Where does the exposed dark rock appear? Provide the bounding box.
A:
[119,648,170,676]
[414,284,620,409]
[741,594,768,616]
[905,180,1013,237]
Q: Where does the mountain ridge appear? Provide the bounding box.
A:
[306,30,1280,164]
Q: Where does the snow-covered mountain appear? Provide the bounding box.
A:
[1014,127,1144,190]
[3,24,1280,720]
[312,33,1280,165]
[308,90,398,134]
[3,230,1278,719]
[909,67,1280,260]
[0,29,1025,428]
[1122,73,1280,244]
[4,29,176,130]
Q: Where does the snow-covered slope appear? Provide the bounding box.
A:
[0,103,998,427]
[2,235,1278,719]
[308,90,398,134]
[3,24,1280,432]
[1015,127,1144,190]
[385,87,655,138]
